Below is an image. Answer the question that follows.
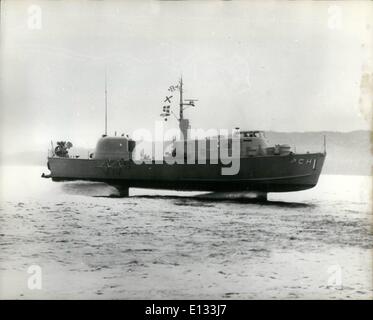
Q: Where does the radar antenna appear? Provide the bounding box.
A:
[104,69,108,136]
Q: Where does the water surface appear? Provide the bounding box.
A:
[0,166,372,299]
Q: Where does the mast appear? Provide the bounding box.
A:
[104,69,108,136]
[323,135,327,154]
[176,76,197,141]
[160,77,196,140]
[179,76,183,120]
[178,77,189,140]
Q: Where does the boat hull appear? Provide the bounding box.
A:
[47,152,325,193]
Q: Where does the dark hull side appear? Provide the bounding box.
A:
[46,153,326,193]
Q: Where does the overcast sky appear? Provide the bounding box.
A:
[1,0,372,154]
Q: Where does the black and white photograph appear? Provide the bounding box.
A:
[0,0,372,303]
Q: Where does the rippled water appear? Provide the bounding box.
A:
[0,165,372,299]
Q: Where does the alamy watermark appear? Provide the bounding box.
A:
[27,264,42,290]
[131,121,241,176]
[327,5,342,30]
[327,264,343,290]
[28,5,42,30]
